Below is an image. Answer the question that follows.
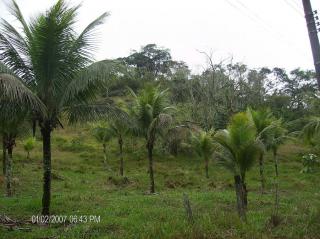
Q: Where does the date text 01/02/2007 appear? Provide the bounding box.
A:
[31,215,101,224]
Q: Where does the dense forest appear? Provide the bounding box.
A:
[0,1,320,238]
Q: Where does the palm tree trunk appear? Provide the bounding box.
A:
[147,144,155,193]
[259,153,265,193]
[2,136,6,176]
[103,143,107,168]
[273,150,279,216]
[242,182,248,209]
[27,151,30,160]
[5,145,13,197]
[205,157,209,178]
[274,150,279,178]
[119,136,124,176]
[41,125,52,216]
[234,175,246,221]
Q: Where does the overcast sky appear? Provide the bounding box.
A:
[0,0,319,73]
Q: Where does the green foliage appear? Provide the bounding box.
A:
[1,125,319,239]
[92,126,113,145]
[302,117,320,146]
[129,86,173,140]
[265,119,288,154]
[122,44,173,80]
[215,112,262,179]
[0,0,119,129]
[191,129,216,159]
[23,137,36,153]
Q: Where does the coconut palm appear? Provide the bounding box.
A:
[129,86,173,193]
[191,129,216,178]
[0,0,118,215]
[248,108,275,193]
[92,126,113,168]
[214,112,262,220]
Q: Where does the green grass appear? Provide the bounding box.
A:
[1,125,320,238]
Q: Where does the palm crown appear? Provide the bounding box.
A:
[215,112,262,180]
[0,0,113,127]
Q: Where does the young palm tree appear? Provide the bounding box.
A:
[0,0,117,215]
[109,117,130,176]
[191,129,216,178]
[92,126,113,168]
[214,112,262,220]
[130,86,173,193]
[248,108,274,193]
[265,119,287,219]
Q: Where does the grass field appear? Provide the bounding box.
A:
[1,125,320,239]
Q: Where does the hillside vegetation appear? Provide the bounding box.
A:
[1,125,319,239]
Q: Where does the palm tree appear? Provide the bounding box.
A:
[0,0,117,215]
[129,86,173,193]
[92,126,113,168]
[191,129,216,178]
[265,119,287,219]
[214,112,262,220]
[109,117,130,176]
[1,63,44,196]
[248,108,274,193]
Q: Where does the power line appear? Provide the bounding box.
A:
[224,0,307,57]
[293,0,304,10]
[283,0,305,17]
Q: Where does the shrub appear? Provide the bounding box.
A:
[23,137,36,159]
[301,154,319,173]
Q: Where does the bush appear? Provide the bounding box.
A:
[301,154,319,173]
[23,137,36,159]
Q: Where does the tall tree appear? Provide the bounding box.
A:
[122,44,173,80]
[0,0,117,215]
[129,86,173,193]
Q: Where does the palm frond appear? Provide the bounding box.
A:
[92,126,113,143]
[63,99,120,124]
[7,0,32,39]
[0,29,32,81]
[60,60,121,108]
[301,117,320,143]
[0,72,45,113]
[69,12,109,64]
